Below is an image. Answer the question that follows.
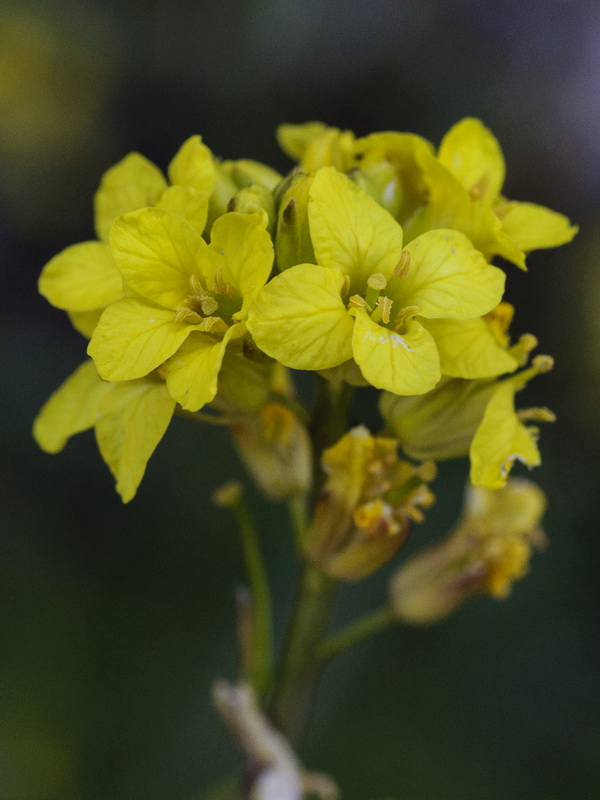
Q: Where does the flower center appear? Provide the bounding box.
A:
[346,253,419,332]
[174,270,241,332]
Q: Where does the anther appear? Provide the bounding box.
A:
[375,296,393,325]
[348,294,370,311]
[393,250,411,278]
[201,297,219,315]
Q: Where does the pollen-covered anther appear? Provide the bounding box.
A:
[518,333,538,353]
[531,354,554,373]
[174,306,203,324]
[469,173,490,200]
[375,295,393,325]
[212,267,237,296]
[393,305,420,333]
[348,294,370,311]
[201,296,219,315]
[189,274,207,298]
[517,407,557,423]
[393,250,411,278]
[199,316,229,334]
[354,499,402,538]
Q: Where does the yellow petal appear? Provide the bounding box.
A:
[495,200,578,252]
[88,297,201,381]
[94,152,167,243]
[308,166,404,289]
[351,309,440,395]
[246,264,354,370]
[404,152,503,256]
[165,324,243,411]
[39,242,123,312]
[353,131,434,223]
[33,360,114,453]
[68,309,104,339]
[398,230,505,320]
[422,318,519,379]
[202,212,273,310]
[167,135,215,195]
[95,378,175,503]
[156,185,209,235]
[110,207,206,309]
[470,382,541,489]
[276,121,329,161]
[438,118,505,204]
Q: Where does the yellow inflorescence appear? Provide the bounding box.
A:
[34,119,576,501]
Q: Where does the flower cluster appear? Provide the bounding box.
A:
[35,119,576,502]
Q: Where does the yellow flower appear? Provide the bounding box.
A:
[304,426,436,581]
[33,360,175,502]
[247,167,505,395]
[404,118,578,268]
[276,121,356,173]
[389,479,547,624]
[88,209,274,411]
[380,354,555,488]
[38,136,215,336]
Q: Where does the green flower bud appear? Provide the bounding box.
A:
[274,173,316,271]
[228,185,276,236]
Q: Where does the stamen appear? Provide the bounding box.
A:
[393,305,420,332]
[531,354,554,374]
[393,250,411,278]
[174,307,203,325]
[469,173,490,200]
[201,297,219,315]
[375,296,393,325]
[200,316,229,334]
[517,407,556,423]
[341,274,351,298]
[189,274,207,298]
[213,267,236,296]
[367,272,387,291]
[348,294,370,311]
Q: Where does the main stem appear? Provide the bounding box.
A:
[268,563,337,744]
[268,376,353,745]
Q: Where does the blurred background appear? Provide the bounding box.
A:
[1,1,599,798]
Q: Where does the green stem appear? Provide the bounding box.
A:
[176,407,245,426]
[309,375,353,501]
[230,495,273,699]
[318,605,396,664]
[268,562,337,744]
[268,376,353,744]
[288,495,309,551]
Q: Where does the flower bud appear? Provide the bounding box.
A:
[304,427,435,581]
[227,159,282,191]
[230,403,312,500]
[277,122,355,172]
[274,174,316,271]
[389,479,547,624]
[348,160,403,219]
[228,185,276,236]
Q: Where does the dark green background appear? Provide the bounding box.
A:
[1,1,599,797]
